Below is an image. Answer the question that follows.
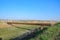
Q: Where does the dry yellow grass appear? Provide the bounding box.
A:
[0,20,57,28]
[0,22,11,28]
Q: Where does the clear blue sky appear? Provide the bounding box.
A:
[0,0,60,20]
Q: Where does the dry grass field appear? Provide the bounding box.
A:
[0,22,11,28]
[0,20,57,28]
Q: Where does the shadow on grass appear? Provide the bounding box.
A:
[55,32,60,40]
[9,27,48,40]
[0,38,2,40]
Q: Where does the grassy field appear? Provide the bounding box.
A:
[29,23,60,40]
[0,27,28,40]
[0,21,60,40]
[0,22,40,40]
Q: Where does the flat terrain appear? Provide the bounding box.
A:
[0,20,59,40]
[0,21,40,40]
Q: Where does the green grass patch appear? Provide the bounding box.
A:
[0,25,40,40]
[29,24,60,40]
[0,27,28,40]
[16,25,40,30]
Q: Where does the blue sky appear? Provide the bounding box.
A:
[0,0,60,20]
